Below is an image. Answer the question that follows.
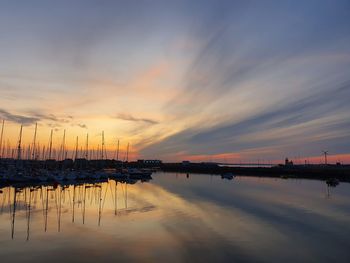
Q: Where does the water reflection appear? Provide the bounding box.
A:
[325,178,340,198]
[0,173,350,262]
[1,180,132,241]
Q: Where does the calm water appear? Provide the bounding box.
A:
[0,172,350,262]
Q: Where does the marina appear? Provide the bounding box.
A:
[1,1,350,262]
[0,122,154,186]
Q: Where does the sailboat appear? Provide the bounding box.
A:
[123,143,152,180]
[111,139,123,178]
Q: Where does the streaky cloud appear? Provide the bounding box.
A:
[0,108,88,129]
[0,108,39,125]
[115,113,158,125]
[141,81,350,159]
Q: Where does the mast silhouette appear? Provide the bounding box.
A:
[126,143,129,162]
[17,125,23,160]
[101,131,105,160]
[59,129,66,161]
[48,129,53,160]
[74,136,79,161]
[85,133,89,160]
[116,139,119,161]
[0,120,4,158]
[31,123,37,160]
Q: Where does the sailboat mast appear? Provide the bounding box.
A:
[0,120,4,159]
[61,129,66,161]
[17,125,23,160]
[85,133,89,160]
[74,136,79,160]
[48,129,53,160]
[32,122,37,160]
[116,139,119,161]
[101,131,105,160]
[126,142,129,162]
[42,145,46,160]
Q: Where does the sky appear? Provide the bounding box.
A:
[0,0,350,163]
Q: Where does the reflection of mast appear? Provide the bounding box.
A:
[72,185,76,222]
[114,181,118,215]
[11,188,18,239]
[0,188,5,213]
[57,186,63,232]
[83,185,91,224]
[125,182,128,209]
[26,187,33,241]
[97,185,102,226]
[45,187,49,232]
[120,182,128,209]
[44,187,52,232]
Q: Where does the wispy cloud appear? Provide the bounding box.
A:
[115,113,158,125]
[141,81,350,160]
[0,108,39,125]
[0,108,87,129]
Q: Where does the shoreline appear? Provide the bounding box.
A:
[160,163,350,182]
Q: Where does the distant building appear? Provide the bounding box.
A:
[285,158,293,166]
[137,159,162,165]
[137,159,163,166]
[182,161,191,166]
[144,160,162,164]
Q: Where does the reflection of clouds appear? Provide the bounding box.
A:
[116,205,156,216]
[1,175,350,261]
[152,174,350,261]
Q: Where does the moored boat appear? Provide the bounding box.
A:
[221,173,235,180]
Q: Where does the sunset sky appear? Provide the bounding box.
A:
[0,0,349,163]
